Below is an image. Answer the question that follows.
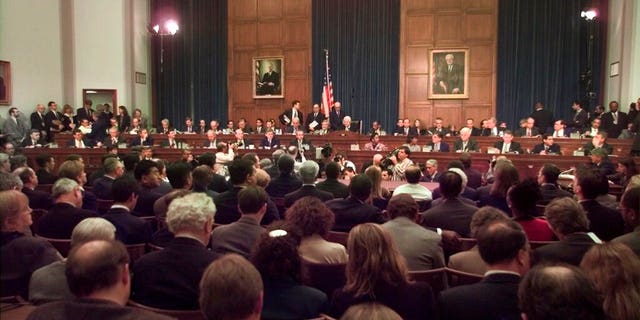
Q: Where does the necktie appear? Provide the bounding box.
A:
[404,128,409,135]
[463,142,468,152]
[503,143,509,153]
[448,65,452,72]
[612,112,618,124]
[293,110,297,120]
[435,143,439,152]
[141,139,145,145]
[113,138,117,144]
[526,129,531,136]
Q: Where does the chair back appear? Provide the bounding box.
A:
[326,231,349,247]
[126,243,147,263]
[302,260,347,297]
[37,236,72,257]
[148,243,164,252]
[128,300,205,320]
[445,267,484,287]
[409,268,448,296]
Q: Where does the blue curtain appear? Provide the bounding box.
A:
[312,0,400,132]
[497,0,607,129]
[151,0,227,129]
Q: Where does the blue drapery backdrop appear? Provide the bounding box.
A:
[497,0,607,129]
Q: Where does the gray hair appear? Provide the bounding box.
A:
[167,193,216,233]
[52,178,79,199]
[259,158,272,169]
[459,127,472,135]
[272,149,285,162]
[426,159,438,168]
[0,153,9,167]
[103,157,123,174]
[0,172,22,191]
[71,218,116,247]
[299,161,319,184]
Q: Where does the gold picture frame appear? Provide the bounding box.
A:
[253,56,284,99]
[428,49,469,99]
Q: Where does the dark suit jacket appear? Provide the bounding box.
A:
[266,174,303,198]
[27,298,173,320]
[493,141,523,154]
[428,127,450,136]
[532,142,561,154]
[160,139,182,148]
[30,112,47,132]
[538,184,573,205]
[284,185,334,207]
[133,187,163,217]
[571,108,589,129]
[289,138,313,151]
[44,111,63,134]
[592,159,616,177]
[21,137,46,147]
[580,199,624,241]
[208,174,231,193]
[66,138,93,148]
[21,187,52,210]
[279,108,303,127]
[421,198,477,237]
[75,107,94,122]
[420,171,442,183]
[426,141,450,152]
[103,207,152,244]
[583,142,614,156]
[329,109,344,130]
[601,111,629,139]
[214,186,280,225]
[260,137,280,148]
[92,176,115,200]
[210,216,265,258]
[431,186,478,202]
[88,113,109,141]
[453,139,479,152]
[316,178,349,199]
[131,237,220,310]
[326,197,387,232]
[117,115,131,133]
[337,124,359,133]
[36,169,58,185]
[36,203,98,238]
[530,109,554,132]
[305,112,326,131]
[464,168,483,189]
[514,127,540,137]
[439,273,520,320]
[130,136,154,147]
[533,232,597,266]
[82,190,98,212]
[102,136,125,148]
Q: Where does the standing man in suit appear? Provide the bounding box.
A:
[279,100,303,128]
[326,174,387,232]
[2,107,28,145]
[574,167,624,241]
[284,161,333,207]
[76,99,95,123]
[102,177,152,244]
[329,101,344,131]
[532,134,561,155]
[454,127,479,152]
[439,220,530,320]
[305,103,325,133]
[44,101,64,142]
[570,100,589,131]
[260,130,280,149]
[30,104,47,140]
[493,131,523,154]
[600,100,629,139]
[427,133,449,152]
[529,102,554,134]
[435,53,464,94]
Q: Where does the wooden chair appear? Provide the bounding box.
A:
[148,243,164,252]
[326,231,349,247]
[96,199,114,214]
[126,243,148,264]
[409,268,448,297]
[37,236,72,257]
[445,267,484,287]
[128,300,205,320]
[302,260,347,297]
[30,209,48,235]
[529,240,557,250]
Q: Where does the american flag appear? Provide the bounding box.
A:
[321,50,333,117]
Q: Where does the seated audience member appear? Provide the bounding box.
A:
[551,119,569,137]
[57,159,97,212]
[0,171,21,190]
[132,193,219,310]
[16,167,52,210]
[609,158,638,188]
[197,153,230,193]
[191,165,218,200]
[537,163,573,204]
[153,162,192,220]
[199,254,263,320]
[285,197,348,264]
[431,166,478,206]
[66,129,93,148]
[363,132,387,151]
[422,171,478,238]
[439,220,530,320]
[454,127,479,152]
[588,147,616,177]
[129,128,153,147]
[251,228,328,319]
[508,179,555,241]
[514,117,540,137]
[493,130,523,154]
[316,162,349,198]
[92,157,125,200]
[102,177,152,244]
[612,186,640,255]
[390,146,414,181]
[284,161,333,207]
[326,175,386,232]
[37,178,97,239]
[27,240,172,320]
[518,264,604,320]
[393,165,432,201]
[582,132,613,155]
[86,153,118,187]
[532,134,562,155]
[1,190,61,298]
[574,167,624,241]
[340,303,402,320]
[35,153,58,185]
[477,162,519,215]
[132,160,164,217]
[29,218,116,305]
[458,153,482,189]
[260,130,280,149]
[403,135,421,153]
[448,207,510,275]
[214,159,279,225]
[265,155,303,198]
[328,223,435,320]
[364,165,391,210]
[383,194,444,271]
[210,186,267,257]
[580,243,640,320]
[533,197,600,266]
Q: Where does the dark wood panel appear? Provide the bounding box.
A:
[257,21,282,47]
[283,0,309,17]
[465,13,494,41]
[284,20,309,47]
[406,15,434,44]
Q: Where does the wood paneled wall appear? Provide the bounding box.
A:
[227,0,312,125]
[399,0,498,129]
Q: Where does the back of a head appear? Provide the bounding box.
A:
[35,154,52,168]
[121,152,140,172]
[575,167,603,199]
[447,160,464,170]
[192,165,213,190]
[271,149,285,162]
[348,174,372,201]
[540,164,561,184]
[439,171,463,199]
[404,165,421,184]
[387,194,418,220]
[544,197,589,236]
[0,190,28,229]
[134,159,158,181]
[341,303,402,320]
[102,156,120,175]
[111,176,140,203]
[0,172,21,191]
[52,178,79,199]
[238,186,267,215]
[167,192,216,234]
[250,229,302,283]
[166,161,192,189]
[241,153,259,167]
[70,218,116,247]
[325,162,341,179]
[254,168,270,188]
[200,254,263,320]
[492,162,519,197]
[277,155,295,175]
[299,161,319,184]
[229,159,255,185]
[459,153,472,169]
[476,220,527,265]
[518,264,604,320]
[469,206,509,238]
[65,240,130,298]
[198,153,216,167]
[621,186,640,217]
[57,160,83,181]
[285,196,335,237]
[507,179,542,213]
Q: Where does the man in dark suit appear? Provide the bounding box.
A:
[574,167,624,241]
[284,161,333,207]
[570,100,589,130]
[260,130,280,149]
[326,174,387,232]
[428,117,451,136]
[66,129,93,148]
[132,160,164,217]
[529,102,554,134]
[514,117,541,138]
[329,101,344,131]
[36,178,98,239]
[600,100,629,139]
[16,167,52,210]
[531,134,562,155]
[464,118,482,136]
[88,106,110,142]
[197,153,231,194]
[129,128,154,147]
[493,130,523,154]
[35,153,58,185]
[588,147,616,177]
[337,115,359,133]
[421,171,478,237]
[582,132,613,156]
[210,186,267,258]
[102,127,125,148]
[459,153,482,189]
[305,103,326,133]
[453,127,479,152]
[30,103,47,138]
[44,101,64,140]
[420,159,441,183]
[92,158,125,200]
[533,197,599,266]
[258,62,280,95]
[551,120,570,137]
[21,129,46,148]
[102,177,152,245]
[536,164,573,205]
[426,133,450,152]
[75,99,95,123]
[279,100,304,128]
[265,155,303,198]
[230,129,253,149]
[439,220,529,320]
[434,53,464,94]
[316,162,349,199]
[160,130,182,149]
[289,130,314,154]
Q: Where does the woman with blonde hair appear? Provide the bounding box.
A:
[580,242,640,320]
[340,303,402,320]
[364,165,390,210]
[329,223,435,320]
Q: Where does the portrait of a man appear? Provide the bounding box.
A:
[253,57,284,98]
[429,49,469,99]
[0,61,10,105]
